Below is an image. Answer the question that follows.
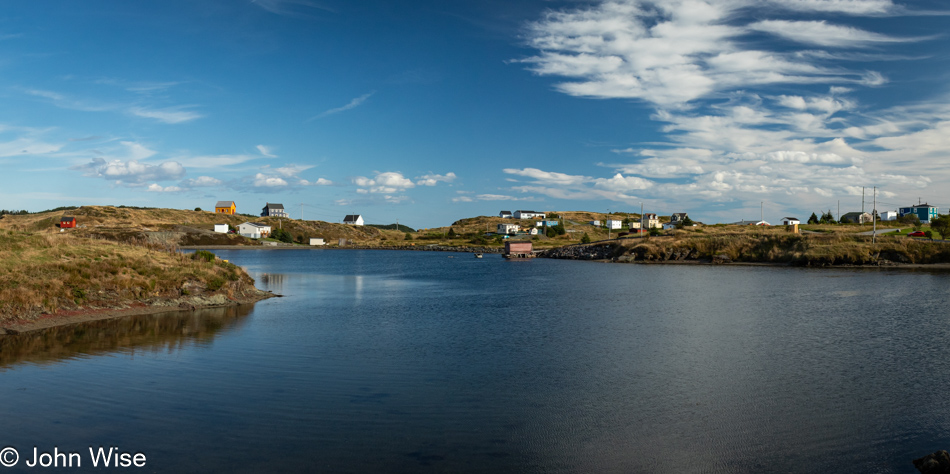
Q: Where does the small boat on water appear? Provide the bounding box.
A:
[474,253,483,258]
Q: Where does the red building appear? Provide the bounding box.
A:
[504,241,534,259]
[60,216,76,228]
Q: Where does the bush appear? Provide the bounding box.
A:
[447,227,457,238]
[898,213,920,226]
[930,215,950,239]
[404,232,413,241]
[581,233,591,244]
[194,207,202,212]
[192,250,216,262]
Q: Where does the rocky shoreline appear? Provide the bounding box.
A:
[182,244,504,253]
[538,241,950,268]
[0,285,276,335]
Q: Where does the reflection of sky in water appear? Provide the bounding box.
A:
[3,250,950,472]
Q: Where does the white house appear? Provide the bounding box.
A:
[497,223,520,235]
[642,213,661,229]
[213,224,229,233]
[343,214,364,226]
[238,222,272,239]
[590,220,601,226]
[528,228,539,235]
[880,211,898,221]
[309,238,326,246]
[606,219,623,230]
[514,210,545,219]
[628,221,640,230]
[781,217,801,225]
[261,203,288,218]
[499,210,512,218]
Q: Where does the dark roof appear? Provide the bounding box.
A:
[516,210,540,213]
[343,214,362,222]
[841,212,868,217]
[911,203,936,208]
[783,217,800,220]
[500,210,511,214]
[672,212,688,217]
[60,216,75,222]
[215,201,234,208]
[264,203,284,209]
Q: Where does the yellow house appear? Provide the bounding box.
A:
[215,201,236,214]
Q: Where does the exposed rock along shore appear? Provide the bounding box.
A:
[333,244,502,254]
[537,241,933,267]
[0,282,275,335]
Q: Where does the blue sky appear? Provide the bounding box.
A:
[2,0,949,227]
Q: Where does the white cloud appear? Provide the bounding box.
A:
[129,106,203,124]
[181,176,223,188]
[519,0,916,108]
[416,172,457,186]
[308,92,375,121]
[250,164,324,188]
[748,20,913,47]
[351,171,416,193]
[173,153,264,168]
[256,145,278,158]
[73,158,185,183]
[146,184,182,193]
[253,173,289,187]
[768,0,894,14]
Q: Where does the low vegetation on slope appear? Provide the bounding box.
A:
[0,231,260,322]
[546,226,950,266]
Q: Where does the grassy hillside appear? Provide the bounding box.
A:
[0,230,265,323]
[545,224,950,265]
[0,205,389,246]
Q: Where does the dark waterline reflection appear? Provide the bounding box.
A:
[0,304,253,369]
[2,249,950,473]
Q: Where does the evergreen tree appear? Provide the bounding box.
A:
[580,233,591,244]
[807,212,819,224]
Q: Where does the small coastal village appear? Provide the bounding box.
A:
[4,194,946,264]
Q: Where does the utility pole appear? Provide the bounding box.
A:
[837,200,840,222]
[862,187,865,214]
[607,209,611,239]
[760,201,763,224]
[873,187,877,244]
[640,202,644,239]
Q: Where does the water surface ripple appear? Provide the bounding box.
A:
[2,249,949,473]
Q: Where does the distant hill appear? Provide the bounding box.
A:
[0,205,394,246]
[367,223,416,232]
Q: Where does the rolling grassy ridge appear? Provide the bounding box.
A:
[0,231,258,322]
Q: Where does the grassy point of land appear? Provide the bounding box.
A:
[0,230,268,326]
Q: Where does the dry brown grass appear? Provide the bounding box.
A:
[0,205,384,246]
[0,230,253,321]
[611,225,950,265]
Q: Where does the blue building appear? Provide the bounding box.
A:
[898,203,938,223]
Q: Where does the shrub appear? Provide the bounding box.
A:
[192,250,216,262]
[206,277,226,291]
[194,207,202,212]
[581,233,591,244]
[404,232,413,241]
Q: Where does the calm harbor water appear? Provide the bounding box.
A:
[3,249,950,473]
